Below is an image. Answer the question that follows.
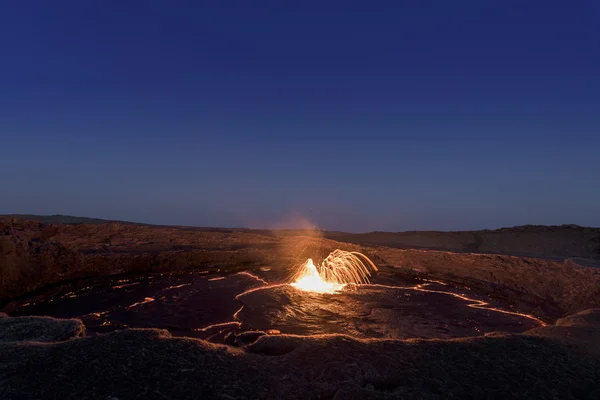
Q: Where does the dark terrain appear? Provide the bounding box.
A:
[1,215,600,399]
[5,214,600,260]
[7,269,543,341]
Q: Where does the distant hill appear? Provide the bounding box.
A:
[0,214,247,233]
[2,214,599,261]
[325,225,600,261]
[0,214,145,225]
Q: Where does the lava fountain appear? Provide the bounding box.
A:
[290,250,378,294]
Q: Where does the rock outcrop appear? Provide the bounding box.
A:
[0,315,85,343]
[0,313,598,399]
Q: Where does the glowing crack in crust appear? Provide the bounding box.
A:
[290,250,378,294]
[57,248,543,336]
[410,283,547,326]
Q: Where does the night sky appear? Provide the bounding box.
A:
[1,1,599,232]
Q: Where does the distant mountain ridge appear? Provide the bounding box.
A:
[2,214,597,232]
[2,214,599,261]
[1,214,139,225]
[0,214,245,231]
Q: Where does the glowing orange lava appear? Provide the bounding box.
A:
[290,250,378,294]
[290,258,346,293]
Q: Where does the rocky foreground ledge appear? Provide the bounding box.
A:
[1,310,599,399]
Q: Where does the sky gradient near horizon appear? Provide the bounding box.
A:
[1,1,599,232]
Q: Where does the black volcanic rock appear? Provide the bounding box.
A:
[0,315,84,342]
[525,308,600,356]
[234,330,267,346]
[0,314,598,399]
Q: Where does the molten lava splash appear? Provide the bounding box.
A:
[290,250,378,294]
[290,258,346,294]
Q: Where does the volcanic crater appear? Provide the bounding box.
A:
[1,217,600,399]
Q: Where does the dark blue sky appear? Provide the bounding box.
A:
[1,1,599,231]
